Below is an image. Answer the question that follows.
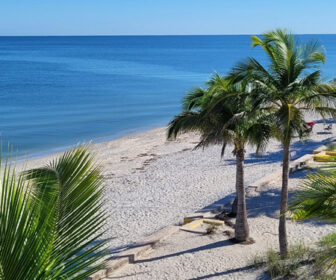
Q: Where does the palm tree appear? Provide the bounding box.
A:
[229,29,336,257]
[168,74,271,242]
[0,146,107,279]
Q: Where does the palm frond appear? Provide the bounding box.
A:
[167,111,203,139]
[0,162,54,280]
[182,87,207,111]
[290,170,336,222]
[23,146,107,279]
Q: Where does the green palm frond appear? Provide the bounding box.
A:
[182,87,208,111]
[0,146,107,280]
[290,170,336,222]
[167,111,203,139]
[24,146,107,279]
[168,72,273,159]
[0,163,54,280]
[290,169,336,272]
[230,29,336,145]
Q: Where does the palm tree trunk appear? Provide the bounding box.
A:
[234,146,249,242]
[279,142,290,258]
[230,196,237,217]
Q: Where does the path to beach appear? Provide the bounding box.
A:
[20,119,336,279]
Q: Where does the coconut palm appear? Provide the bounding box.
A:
[0,146,107,279]
[229,29,336,257]
[168,74,271,242]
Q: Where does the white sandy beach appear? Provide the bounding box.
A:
[109,170,336,280]
[18,119,336,279]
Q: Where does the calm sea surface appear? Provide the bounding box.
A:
[1,35,336,157]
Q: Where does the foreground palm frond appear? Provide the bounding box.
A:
[0,146,107,280]
[290,169,336,222]
[290,169,336,273]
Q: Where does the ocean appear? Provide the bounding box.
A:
[1,35,336,157]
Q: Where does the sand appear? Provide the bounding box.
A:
[17,120,336,279]
[108,170,336,280]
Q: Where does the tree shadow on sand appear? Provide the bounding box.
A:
[187,266,270,280]
[247,169,334,227]
[224,136,335,166]
[133,239,232,264]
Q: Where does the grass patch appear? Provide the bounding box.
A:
[326,144,336,151]
[320,232,336,247]
[253,244,314,279]
[252,236,336,279]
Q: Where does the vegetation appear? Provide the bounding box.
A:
[291,168,336,222]
[0,146,107,280]
[229,28,336,257]
[253,234,336,279]
[290,167,336,274]
[168,74,271,242]
[252,162,336,279]
[253,244,314,279]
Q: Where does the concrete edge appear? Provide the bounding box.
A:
[87,225,179,280]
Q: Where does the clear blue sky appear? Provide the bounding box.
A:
[1,0,336,36]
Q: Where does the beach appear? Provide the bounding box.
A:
[3,3,336,279]
[18,119,336,275]
[110,169,336,280]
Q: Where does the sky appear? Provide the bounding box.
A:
[1,0,336,36]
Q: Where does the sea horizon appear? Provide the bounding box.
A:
[2,33,336,37]
[1,34,336,157]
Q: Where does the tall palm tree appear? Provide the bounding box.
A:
[0,146,107,279]
[229,29,336,257]
[168,74,271,242]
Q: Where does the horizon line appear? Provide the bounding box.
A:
[1,33,336,37]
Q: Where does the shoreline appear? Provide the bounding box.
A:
[14,112,329,165]
[15,125,201,178]
[14,123,167,163]
[13,120,336,263]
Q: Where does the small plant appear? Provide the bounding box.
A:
[252,237,336,279]
[253,244,314,279]
[251,254,265,267]
[205,224,218,235]
[315,233,336,276]
[319,232,336,247]
[326,144,336,151]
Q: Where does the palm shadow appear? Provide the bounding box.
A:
[133,239,232,264]
[224,136,335,166]
[188,266,270,280]
[247,169,334,227]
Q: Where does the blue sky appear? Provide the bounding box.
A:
[1,0,336,35]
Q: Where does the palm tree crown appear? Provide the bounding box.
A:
[168,74,270,154]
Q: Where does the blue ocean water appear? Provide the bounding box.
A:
[1,35,336,157]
